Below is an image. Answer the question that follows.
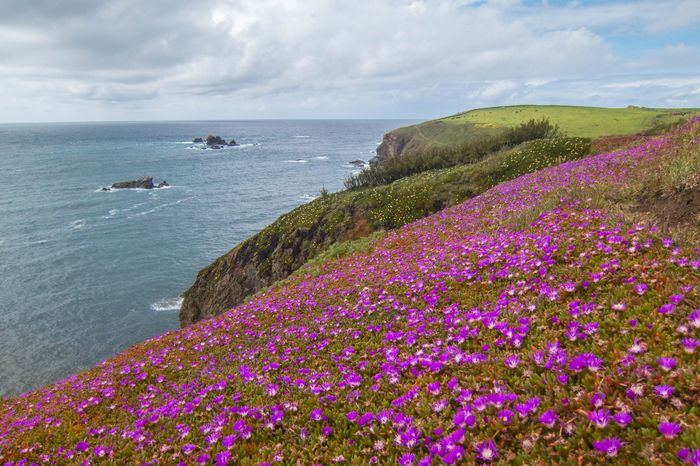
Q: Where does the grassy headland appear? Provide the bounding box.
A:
[376,105,698,162]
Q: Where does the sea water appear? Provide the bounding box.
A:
[0,119,413,396]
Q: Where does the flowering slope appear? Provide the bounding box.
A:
[2,122,700,465]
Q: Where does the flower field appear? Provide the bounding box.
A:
[2,120,700,464]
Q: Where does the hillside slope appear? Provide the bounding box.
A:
[180,136,592,326]
[2,119,700,464]
[374,105,698,163]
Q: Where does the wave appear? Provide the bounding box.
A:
[293,135,311,138]
[286,159,308,163]
[130,196,194,218]
[300,193,319,202]
[151,296,183,312]
[314,156,329,160]
[69,219,86,230]
[24,239,49,246]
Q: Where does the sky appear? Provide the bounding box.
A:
[1,0,699,122]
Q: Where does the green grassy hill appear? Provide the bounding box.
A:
[376,105,699,161]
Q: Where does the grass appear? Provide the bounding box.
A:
[383,105,699,159]
[441,105,700,138]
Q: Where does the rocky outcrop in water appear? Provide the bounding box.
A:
[205,135,227,146]
[111,176,154,189]
[102,176,169,191]
[192,137,204,143]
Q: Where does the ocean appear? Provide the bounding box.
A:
[0,119,414,397]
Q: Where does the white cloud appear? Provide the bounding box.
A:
[0,0,698,121]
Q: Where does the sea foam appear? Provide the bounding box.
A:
[151,297,183,312]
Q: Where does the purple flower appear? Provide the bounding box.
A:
[443,445,464,464]
[497,409,514,425]
[658,303,676,315]
[568,353,604,372]
[588,410,610,428]
[426,381,441,395]
[657,357,677,372]
[655,385,675,399]
[398,453,415,466]
[539,410,558,428]
[592,437,622,457]
[222,434,236,449]
[75,441,89,453]
[474,440,498,462]
[215,451,231,466]
[504,354,520,368]
[659,422,682,439]
[589,392,605,408]
[93,445,109,458]
[182,444,197,455]
[357,412,375,426]
[310,408,323,421]
[681,338,699,354]
[612,412,633,427]
[678,448,700,465]
[689,310,700,328]
[634,283,648,295]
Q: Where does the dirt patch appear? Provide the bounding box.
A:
[634,187,700,227]
[590,135,649,154]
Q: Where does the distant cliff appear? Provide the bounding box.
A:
[372,120,493,165]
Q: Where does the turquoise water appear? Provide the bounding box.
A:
[0,120,412,397]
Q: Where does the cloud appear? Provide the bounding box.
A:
[0,0,698,121]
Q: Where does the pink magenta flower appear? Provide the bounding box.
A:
[593,437,622,457]
[474,440,499,462]
[659,422,682,439]
[539,410,558,428]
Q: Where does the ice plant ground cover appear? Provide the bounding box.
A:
[2,121,700,464]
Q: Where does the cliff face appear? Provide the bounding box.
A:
[373,130,416,165]
[179,203,371,326]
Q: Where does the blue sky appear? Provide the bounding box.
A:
[0,0,698,122]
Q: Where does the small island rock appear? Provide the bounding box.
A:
[111,176,154,190]
[228,139,238,146]
[104,176,170,191]
[349,159,366,167]
[205,135,227,146]
[192,137,204,143]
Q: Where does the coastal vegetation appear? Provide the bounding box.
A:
[182,106,699,328]
[343,118,563,189]
[376,105,699,161]
[3,118,700,464]
[180,120,592,326]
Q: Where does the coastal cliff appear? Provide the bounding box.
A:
[180,133,593,327]
[180,106,696,328]
[180,201,370,326]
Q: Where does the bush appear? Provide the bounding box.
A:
[345,118,561,189]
